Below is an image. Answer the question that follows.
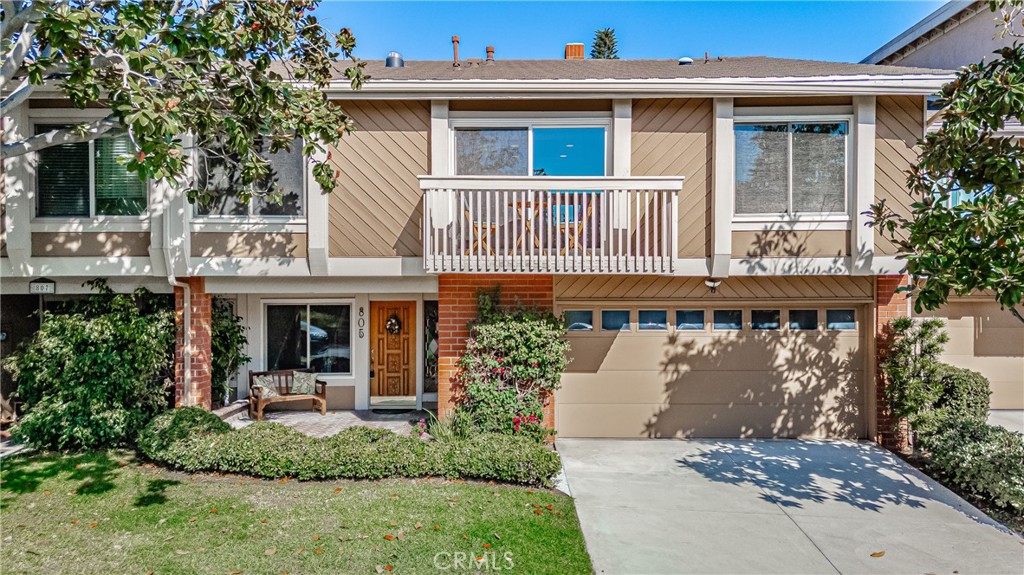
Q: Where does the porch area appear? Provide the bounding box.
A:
[222,404,431,438]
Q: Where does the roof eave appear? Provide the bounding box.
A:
[322,75,954,98]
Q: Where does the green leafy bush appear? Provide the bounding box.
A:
[139,420,561,486]
[918,418,1024,512]
[457,288,569,440]
[882,316,949,424]
[4,283,174,450]
[211,297,251,403]
[424,410,474,443]
[915,363,992,436]
[136,407,230,458]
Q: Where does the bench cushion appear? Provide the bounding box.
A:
[252,375,280,398]
[292,371,318,395]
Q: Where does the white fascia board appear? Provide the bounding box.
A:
[1,257,154,277]
[203,275,438,294]
[726,255,906,276]
[325,75,954,98]
[861,1,973,64]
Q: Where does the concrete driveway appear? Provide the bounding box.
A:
[558,439,1024,575]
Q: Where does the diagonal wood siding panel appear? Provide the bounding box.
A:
[554,275,874,301]
[328,100,429,257]
[875,95,924,255]
[632,98,712,258]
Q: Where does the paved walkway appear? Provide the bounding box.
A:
[989,410,1024,434]
[226,409,427,437]
[558,439,1024,575]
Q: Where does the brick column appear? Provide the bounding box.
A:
[174,277,213,410]
[437,274,555,427]
[875,275,910,450]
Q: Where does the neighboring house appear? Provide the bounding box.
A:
[864,1,1024,411]
[1,45,958,444]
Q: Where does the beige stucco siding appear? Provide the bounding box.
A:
[190,232,307,258]
[632,98,712,258]
[327,100,429,257]
[731,230,849,258]
[30,232,150,257]
[917,300,1024,410]
[875,95,924,255]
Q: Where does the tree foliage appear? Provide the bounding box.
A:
[211,296,250,403]
[2,280,175,450]
[590,28,619,59]
[881,317,949,424]
[1,0,365,206]
[870,5,1023,322]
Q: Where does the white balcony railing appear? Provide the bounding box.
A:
[420,176,683,274]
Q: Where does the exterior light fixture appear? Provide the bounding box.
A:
[704,278,722,294]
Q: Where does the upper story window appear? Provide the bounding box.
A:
[453,124,607,176]
[734,121,848,217]
[195,139,305,218]
[35,125,147,218]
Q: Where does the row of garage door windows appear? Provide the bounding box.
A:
[561,308,858,333]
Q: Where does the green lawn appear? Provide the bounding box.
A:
[1,450,592,575]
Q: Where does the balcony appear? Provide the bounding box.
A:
[420,176,683,274]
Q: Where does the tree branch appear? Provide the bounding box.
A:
[1009,306,1024,326]
[1,116,123,157]
[1,1,38,40]
[0,20,34,87]
[0,75,34,113]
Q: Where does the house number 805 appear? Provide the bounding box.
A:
[357,306,365,338]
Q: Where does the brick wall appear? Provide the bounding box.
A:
[437,274,555,426]
[174,277,213,410]
[875,275,910,450]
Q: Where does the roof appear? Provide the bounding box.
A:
[861,1,975,64]
[341,56,951,82]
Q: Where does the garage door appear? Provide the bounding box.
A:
[555,305,867,439]
[918,300,1024,410]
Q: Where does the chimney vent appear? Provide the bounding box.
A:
[452,35,461,67]
[486,46,495,61]
[385,51,404,68]
[564,43,585,60]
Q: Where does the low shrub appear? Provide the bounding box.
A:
[918,418,1024,512]
[136,407,230,459]
[424,410,474,443]
[914,364,992,436]
[138,419,561,486]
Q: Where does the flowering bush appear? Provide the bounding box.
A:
[457,288,569,441]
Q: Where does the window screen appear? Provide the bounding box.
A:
[455,128,529,176]
[196,140,304,216]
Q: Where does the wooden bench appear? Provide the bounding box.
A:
[248,369,327,421]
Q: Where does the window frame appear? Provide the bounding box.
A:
[262,299,355,376]
[30,116,151,228]
[448,113,613,177]
[732,112,853,226]
[190,139,309,225]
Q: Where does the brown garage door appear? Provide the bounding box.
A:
[919,300,1024,410]
[555,305,866,439]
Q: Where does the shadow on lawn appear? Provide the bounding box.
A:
[133,478,182,507]
[0,451,122,503]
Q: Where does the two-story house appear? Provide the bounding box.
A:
[1,45,956,444]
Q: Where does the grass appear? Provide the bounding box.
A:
[1,450,592,575]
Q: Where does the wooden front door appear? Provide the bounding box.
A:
[370,301,415,397]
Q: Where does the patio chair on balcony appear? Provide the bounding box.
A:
[553,192,597,255]
[462,201,497,256]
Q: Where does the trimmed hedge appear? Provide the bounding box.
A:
[137,411,561,486]
[135,407,230,455]
[918,418,1024,512]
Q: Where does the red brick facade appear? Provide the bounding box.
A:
[875,275,910,450]
[174,277,213,410]
[436,274,555,426]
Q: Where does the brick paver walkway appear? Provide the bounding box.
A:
[226,409,428,437]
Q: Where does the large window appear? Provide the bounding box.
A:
[454,124,607,177]
[266,303,351,374]
[734,121,848,217]
[35,126,147,217]
[195,139,305,217]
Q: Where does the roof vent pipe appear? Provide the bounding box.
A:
[385,51,404,67]
[486,46,494,61]
[452,35,460,67]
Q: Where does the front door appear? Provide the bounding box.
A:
[370,301,415,397]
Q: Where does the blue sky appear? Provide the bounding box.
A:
[315,1,947,63]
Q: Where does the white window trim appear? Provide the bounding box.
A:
[190,140,309,225]
[448,113,613,177]
[29,118,151,228]
[261,298,356,378]
[731,112,854,228]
